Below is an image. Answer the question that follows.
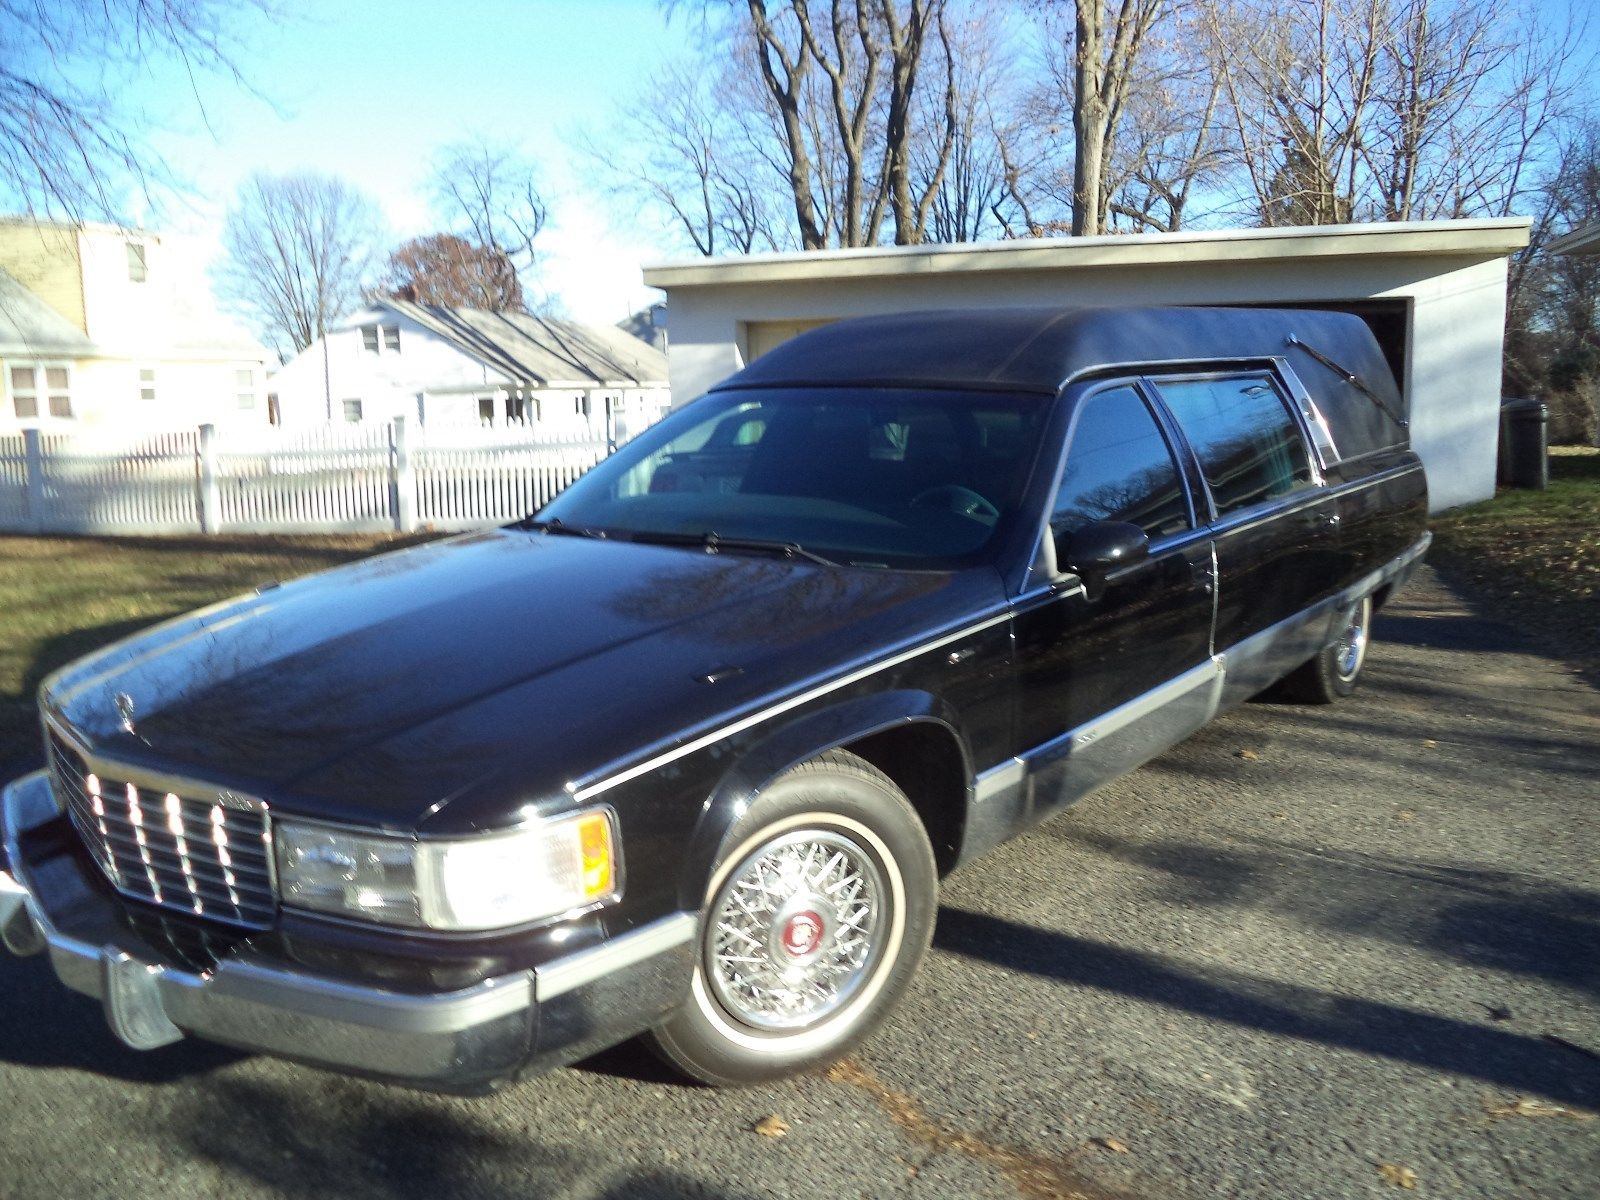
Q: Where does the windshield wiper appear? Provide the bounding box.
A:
[626,529,839,568]
[518,517,609,539]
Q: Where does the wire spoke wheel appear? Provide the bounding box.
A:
[1333,596,1371,682]
[706,829,887,1032]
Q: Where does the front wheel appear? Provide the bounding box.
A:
[1277,593,1373,704]
[647,750,937,1086]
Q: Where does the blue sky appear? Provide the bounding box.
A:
[128,0,1600,327]
[140,0,702,323]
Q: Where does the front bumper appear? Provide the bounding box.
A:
[0,771,695,1092]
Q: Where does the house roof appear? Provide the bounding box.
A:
[642,218,1531,289]
[618,302,667,352]
[0,268,95,357]
[1549,221,1600,256]
[381,300,668,387]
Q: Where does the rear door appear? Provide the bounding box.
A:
[1010,381,1217,815]
[1148,371,1339,702]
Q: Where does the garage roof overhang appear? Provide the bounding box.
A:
[1549,221,1600,257]
[642,218,1531,289]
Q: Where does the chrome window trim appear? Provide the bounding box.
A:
[1272,357,1340,468]
[1143,367,1326,492]
[1025,375,1203,587]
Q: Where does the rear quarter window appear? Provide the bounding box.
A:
[1154,375,1315,516]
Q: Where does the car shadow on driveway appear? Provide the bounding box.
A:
[1059,830,1600,1001]
[933,906,1600,1109]
[158,1075,757,1200]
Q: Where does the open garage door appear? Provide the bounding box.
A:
[1230,299,1410,399]
[744,319,837,363]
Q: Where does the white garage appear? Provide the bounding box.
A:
[642,219,1530,511]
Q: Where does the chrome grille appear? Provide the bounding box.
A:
[49,732,277,929]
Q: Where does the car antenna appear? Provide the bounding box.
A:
[1286,333,1409,429]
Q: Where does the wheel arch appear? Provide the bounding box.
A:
[677,690,973,910]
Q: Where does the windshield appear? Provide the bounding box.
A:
[537,387,1049,569]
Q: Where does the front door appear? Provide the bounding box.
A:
[1011,381,1218,816]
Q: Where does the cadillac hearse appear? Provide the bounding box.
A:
[0,306,1428,1089]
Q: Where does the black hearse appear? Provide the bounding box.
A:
[1,306,1428,1089]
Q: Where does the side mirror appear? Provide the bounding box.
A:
[1054,520,1149,591]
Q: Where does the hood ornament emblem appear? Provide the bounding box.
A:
[113,691,137,735]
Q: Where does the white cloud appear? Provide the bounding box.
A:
[534,197,665,325]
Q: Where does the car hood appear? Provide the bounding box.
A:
[43,529,998,831]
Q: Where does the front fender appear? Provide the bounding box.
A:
[674,689,970,911]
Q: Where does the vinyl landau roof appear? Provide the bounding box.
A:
[716,305,1408,457]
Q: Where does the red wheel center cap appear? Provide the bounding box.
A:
[781,910,825,957]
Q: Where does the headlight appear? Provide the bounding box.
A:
[274,808,620,931]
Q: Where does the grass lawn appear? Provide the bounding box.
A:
[1430,446,1600,675]
[0,533,424,771]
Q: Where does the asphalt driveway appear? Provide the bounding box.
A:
[1,564,1596,1200]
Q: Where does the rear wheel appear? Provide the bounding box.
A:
[647,750,937,1086]
[1277,593,1373,704]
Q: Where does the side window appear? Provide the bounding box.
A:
[1155,374,1314,516]
[1052,385,1189,539]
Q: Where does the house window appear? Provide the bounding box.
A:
[9,366,37,419]
[360,324,399,354]
[576,395,591,418]
[139,368,156,402]
[8,363,72,419]
[235,368,256,410]
[477,396,494,424]
[127,242,147,282]
[342,399,363,423]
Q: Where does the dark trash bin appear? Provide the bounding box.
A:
[1498,397,1548,490]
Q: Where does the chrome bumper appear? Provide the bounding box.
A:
[1,771,695,1091]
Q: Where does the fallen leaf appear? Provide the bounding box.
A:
[1396,810,1416,821]
[1235,749,1260,761]
[752,1115,790,1139]
[1377,1163,1417,1189]
[1483,1095,1596,1121]
[1092,1136,1131,1154]
[1422,739,1439,748]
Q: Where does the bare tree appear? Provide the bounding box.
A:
[0,0,268,222]
[915,6,1019,241]
[576,59,786,255]
[1200,0,1591,228]
[429,140,549,303]
[382,233,523,310]
[217,172,382,356]
[1101,16,1228,232]
[672,0,959,249]
[1064,0,1166,235]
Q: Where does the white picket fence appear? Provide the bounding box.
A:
[0,420,617,536]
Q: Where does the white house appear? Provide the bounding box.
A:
[268,300,671,439]
[643,219,1531,512]
[0,217,269,431]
